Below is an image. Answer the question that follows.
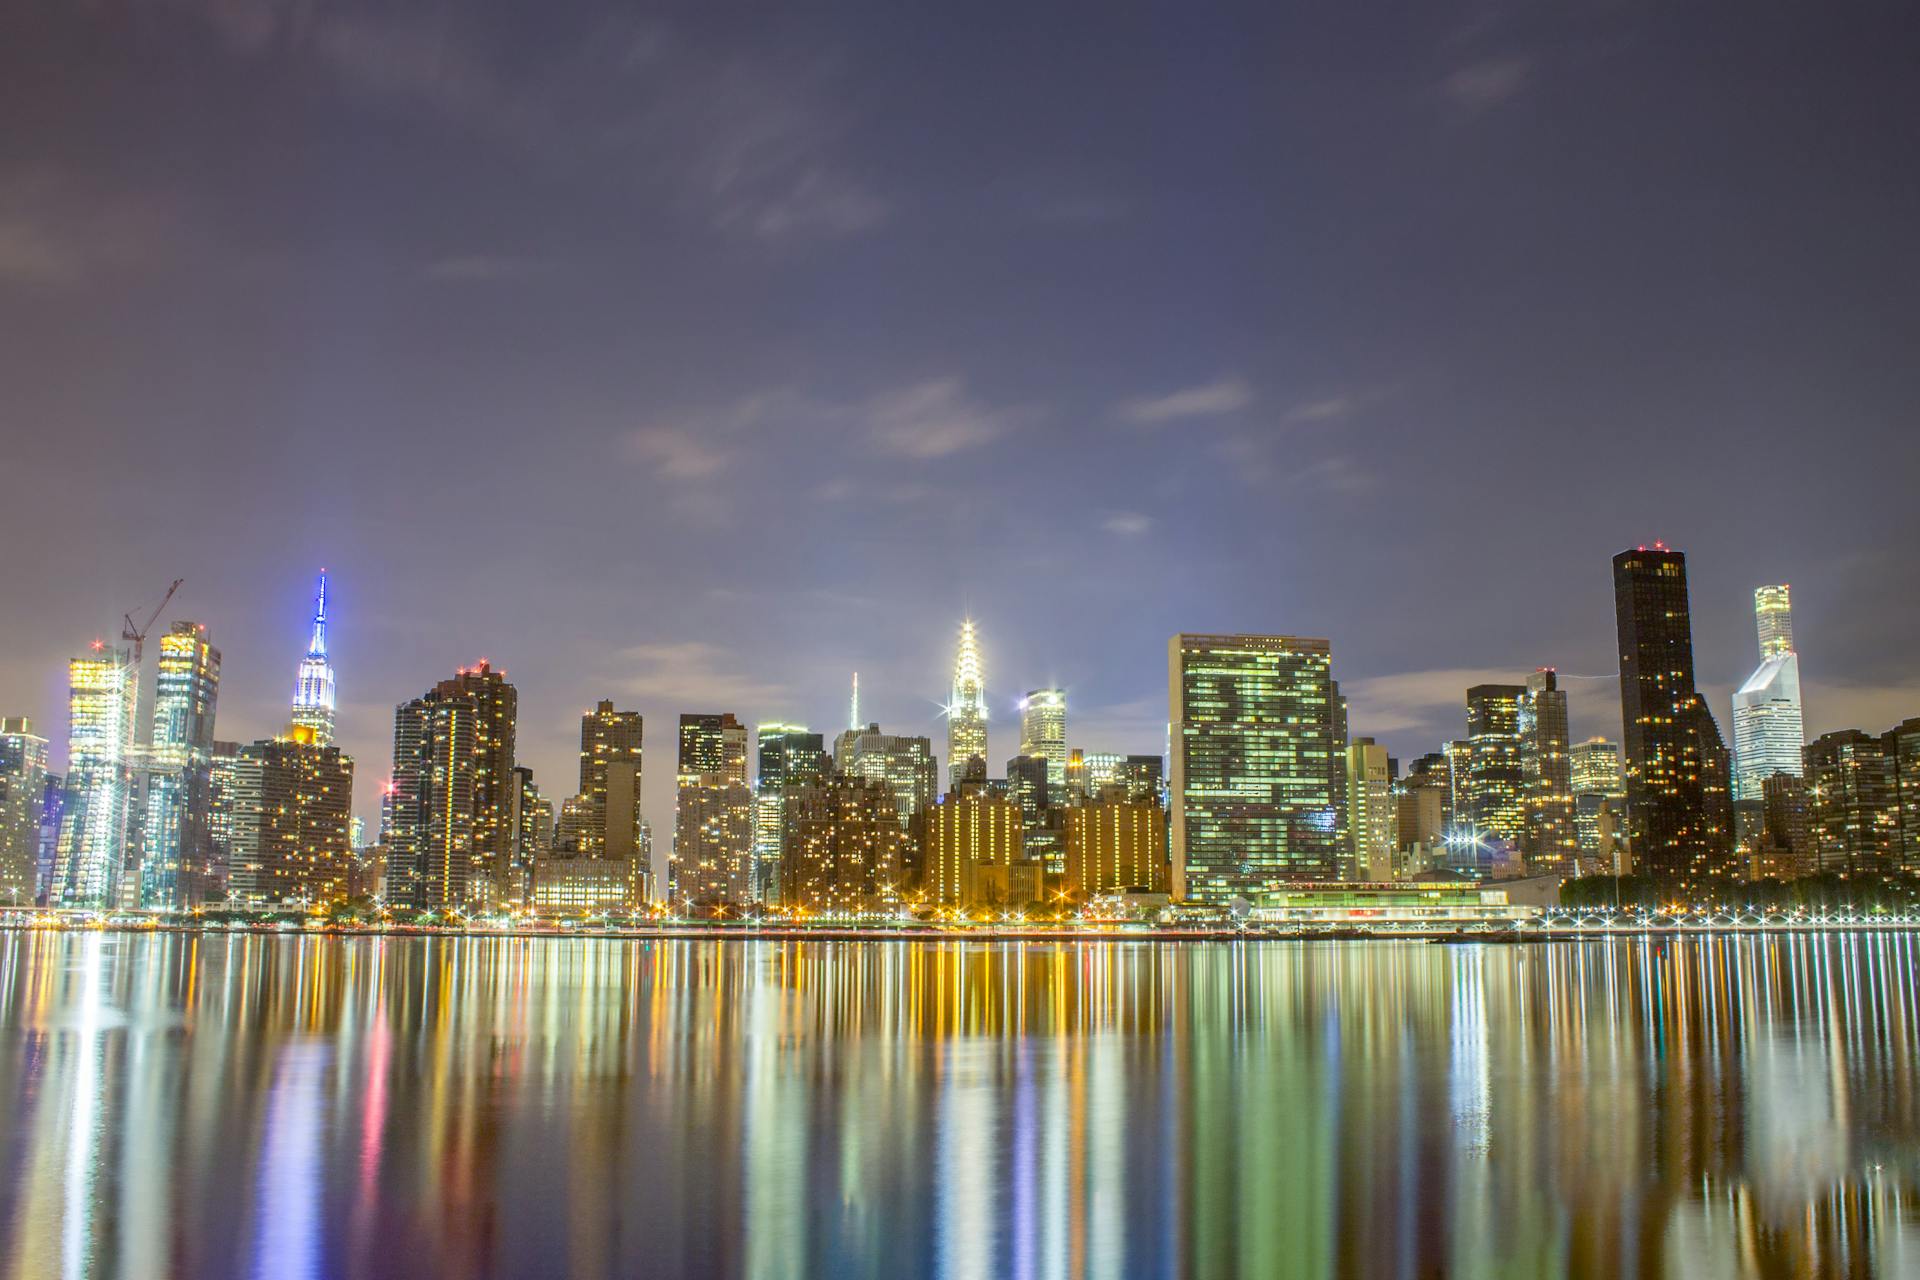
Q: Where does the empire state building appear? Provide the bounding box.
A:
[290,570,337,746]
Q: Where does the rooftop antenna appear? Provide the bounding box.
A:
[850,672,860,731]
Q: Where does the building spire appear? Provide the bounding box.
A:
[946,618,988,788]
[291,569,337,746]
[849,671,860,731]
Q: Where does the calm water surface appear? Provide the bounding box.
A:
[1,932,1918,1278]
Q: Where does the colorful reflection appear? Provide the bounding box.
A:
[0,933,1917,1278]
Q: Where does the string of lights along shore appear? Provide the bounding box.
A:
[4,543,1919,918]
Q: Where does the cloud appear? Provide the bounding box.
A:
[1442,55,1534,114]
[865,378,1023,459]
[1116,376,1253,426]
[1102,513,1153,537]
[1291,455,1376,495]
[612,642,792,709]
[1344,668,1532,736]
[624,427,732,480]
[1283,395,1355,425]
[163,4,888,242]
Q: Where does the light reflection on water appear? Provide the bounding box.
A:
[0,932,1917,1278]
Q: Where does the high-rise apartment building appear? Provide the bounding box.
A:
[675,714,753,905]
[837,726,938,831]
[1346,737,1396,881]
[1519,669,1576,867]
[946,620,989,789]
[1732,585,1805,807]
[139,621,220,908]
[0,718,49,905]
[1018,689,1067,793]
[1612,545,1736,884]
[780,775,906,914]
[52,646,139,907]
[1884,719,1920,872]
[1463,684,1527,847]
[1004,754,1051,828]
[577,701,643,859]
[1803,729,1896,876]
[1064,794,1169,898]
[226,728,354,908]
[922,789,1024,905]
[432,662,517,904]
[388,691,480,911]
[755,723,827,903]
[289,571,336,745]
[1168,634,1340,903]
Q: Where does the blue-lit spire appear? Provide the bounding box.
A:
[290,570,336,745]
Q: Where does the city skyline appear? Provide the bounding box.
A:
[2,2,1916,845]
[3,553,1915,844]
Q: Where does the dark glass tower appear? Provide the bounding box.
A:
[1612,545,1735,885]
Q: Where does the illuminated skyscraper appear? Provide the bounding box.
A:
[1885,718,1920,872]
[675,714,753,905]
[0,718,49,905]
[432,662,518,904]
[1168,633,1340,902]
[1463,684,1526,846]
[1346,737,1396,881]
[1570,738,1623,798]
[388,691,479,911]
[1803,729,1895,876]
[1004,754,1051,827]
[755,723,827,903]
[1570,737,1624,863]
[1613,545,1736,883]
[139,621,221,908]
[838,726,939,831]
[1519,669,1576,868]
[52,645,139,907]
[946,620,988,789]
[226,728,354,909]
[577,701,643,859]
[289,570,336,746]
[1018,689,1067,793]
[1732,585,1805,807]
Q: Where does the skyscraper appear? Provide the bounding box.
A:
[1884,718,1920,873]
[1064,792,1169,898]
[1732,584,1805,808]
[290,570,337,746]
[675,714,753,906]
[52,645,139,907]
[755,722,827,903]
[946,620,988,789]
[1612,545,1736,884]
[139,621,220,908]
[1004,753,1051,828]
[1569,737,1625,866]
[432,662,518,904]
[1018,688,1066,793]
[0,718,49,905]
[837,726,939,831]
[1346,737,1396,881]
[922,788,1024,905]
[388,691,480,911]
[226,729,354,909]
[1519,669,1576,868]
[1168,633,1340,903]
[1463,684,1527,847]
[1803,729,1895,876]
[577,701,643,859]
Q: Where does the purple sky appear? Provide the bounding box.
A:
[2,0,1917,831]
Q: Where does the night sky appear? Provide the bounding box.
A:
[3,0,1917,832]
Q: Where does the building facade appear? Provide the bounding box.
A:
[675,713,753,905]
[922,789,1025,905]
[52,646,139,907]
[0,718,49,905]
[1519,669,1576,868]
[139,621,221,908]
[1464,684,1527,848]
[1346,738,1397,882]
[1732,584,1805,810]
[1018,689,1067,793]
[1168,633,1341,903]
[1803,730,1896,876]
[1064,795,1169,898]
[226,730,354,908]
[432,662,518,904]
[946,620,989,789]
[780,776,907,914]
[388,692,480,911]
[755,722,826,904]
[1612,545,1736,884]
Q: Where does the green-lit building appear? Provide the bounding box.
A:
[1168,633,1340,903]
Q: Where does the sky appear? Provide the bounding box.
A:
[2,0,1917,834]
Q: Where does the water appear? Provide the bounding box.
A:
[1,932,1917,1279]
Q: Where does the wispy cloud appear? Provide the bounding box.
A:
[1442,55,1534,115]
[613,641,792,709]
[624,427,733,480]
[1283,395,1355,425]
[865,378,1025,459]
[1102,513,1153,537]
[1345,668,1531,735]
[1116,376,1253,426]
[1292,455,1376,495]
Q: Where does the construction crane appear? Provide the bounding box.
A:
[122,578,184,670]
